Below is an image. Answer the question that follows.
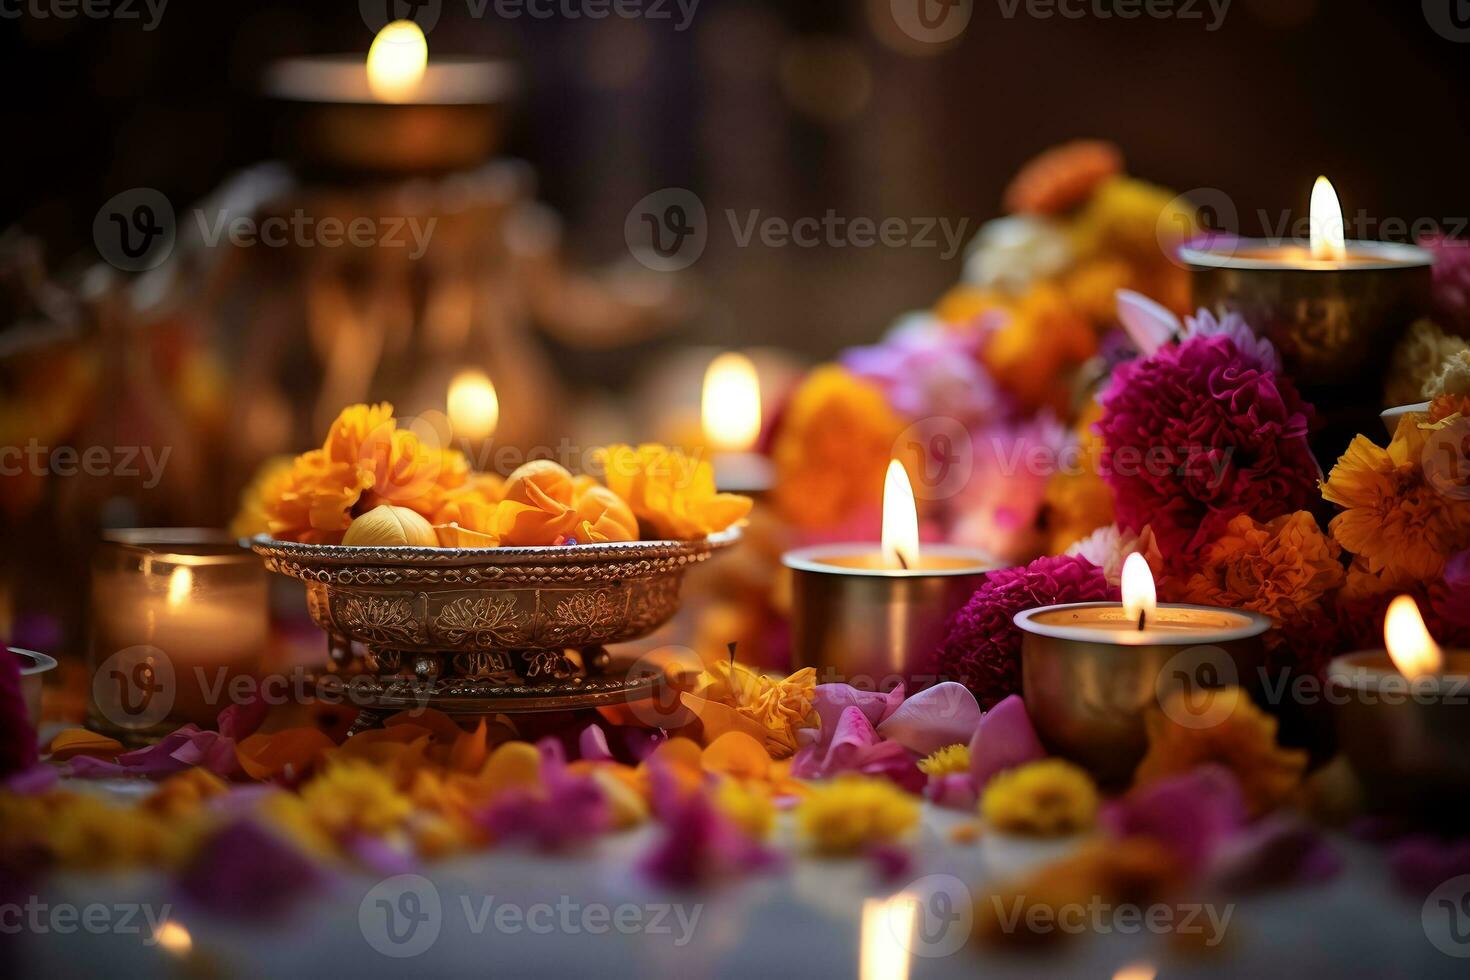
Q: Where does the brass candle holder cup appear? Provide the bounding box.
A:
[783,544,993,689]
[1017,602,1272,787]
[1182,238,1432,459]
[253,530,737,733]
[1327,650,1470,823]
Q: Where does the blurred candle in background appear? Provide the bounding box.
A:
[702,351,772,493]
[448,369,500,460]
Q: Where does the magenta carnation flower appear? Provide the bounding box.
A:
[1098,334,1317,562]
[1418,233,1470,336]
[930,554,1114,708]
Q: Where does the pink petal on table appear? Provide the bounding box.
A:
[1116,288,1180,356]
[877,682,982,756]
[925,772,979,810]
[218,697,268,741]
[578,724,614,763]
[67,724,241,779]
[1206,816,1342,893]
[968,695,1045,791]
[810,683,906,742]
[1100,765,1246,872]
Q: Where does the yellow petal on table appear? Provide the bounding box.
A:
[449,718,490,773]
[700,730,771,780]
[480,741,544,795]
[680,690,775,749]
[47,728,125,761]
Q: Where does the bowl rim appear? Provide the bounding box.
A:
[251,526,741,567]
[1178,238,1433,272]
[8,647,58,676]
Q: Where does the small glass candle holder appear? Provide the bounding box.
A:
[89,529,267,740]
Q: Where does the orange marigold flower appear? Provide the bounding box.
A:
[770,365,906,529]
[1003,140,1124,216]
[262,448,373,544]
[599,444,752,540]
[1429,394,1470,423]
[572,483,639,543]
[1135,687,1307,817]
[981,284,1097,414]
[1178,512,1344,628]
[1321,414,1470,580]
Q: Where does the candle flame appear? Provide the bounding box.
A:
[1112,965,1156,980]
[1384,594,1444,679]
[701,352,762,452]
[859,894,916,980]
[447,369,500,441]
[166,566,193,608]
[155,920,193,957]
[881,460,919,570]
[366,20,428,102]
[1121,552,1156,628]
[1309,176,1347,262]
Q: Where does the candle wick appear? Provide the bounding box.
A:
[896,552,910,570]
[727,641,737,669]
[1138,611,1147,631]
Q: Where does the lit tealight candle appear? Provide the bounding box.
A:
[783,463,994,688]
[1181,175,1433,460]
[263,22,517,176]
[1328,595,1470,822]
[702,351,773,494]
[1015,554,1271,785]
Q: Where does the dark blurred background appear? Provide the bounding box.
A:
[2,0,1467,356]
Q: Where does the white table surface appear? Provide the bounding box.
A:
[10,777,1463,979]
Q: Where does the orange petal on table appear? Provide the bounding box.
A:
[236,728,336,781]
[434,522,499,549]
[336,724,435,761]
[701,731,771,780]
[47,728,125,761]
[495,499,579,547]
[642,736,704,773]
[449,719,490,773]
[385,709,466,743]
[680,692,769,748]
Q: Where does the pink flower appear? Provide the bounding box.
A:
[950,414,1068,563]
[875,682,982,757]
[842,315,1005,429]
[639,765,781,888]
[790,703,924,792]
[931,554,1115,708]
[1419,233,1470,335]
[1098,334,1317,562]
[968,694,1046,790]
[479,739,609,850]
[1100,765,1246,873]
[176,819,329,921]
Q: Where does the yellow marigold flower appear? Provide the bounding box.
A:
[1135,687,1307,817]
[1178,511,1344,629]
[323,401,397,466]
[932,284,1010,326]
[44,795,180,870]
[713,776,776,839]
[770,365,905,529]
[1060,257,1134,325]
[360,430,468,516]
[143,767,231,818]
[1070,175,1195,267]
[1429,394,1470,424]
[918,743,971,776]
[262,448,373,544]
[683,662,817,759]
[1321,414,1470,580]
[982,284,1097,414]
[230,455,296,538]
[598,443,752,540]
[299,760,415,837]
[1341,555,1419,602]
[981,759,1099,837]
[797,775,920,854]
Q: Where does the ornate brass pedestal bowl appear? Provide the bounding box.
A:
[252,530,737,731]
